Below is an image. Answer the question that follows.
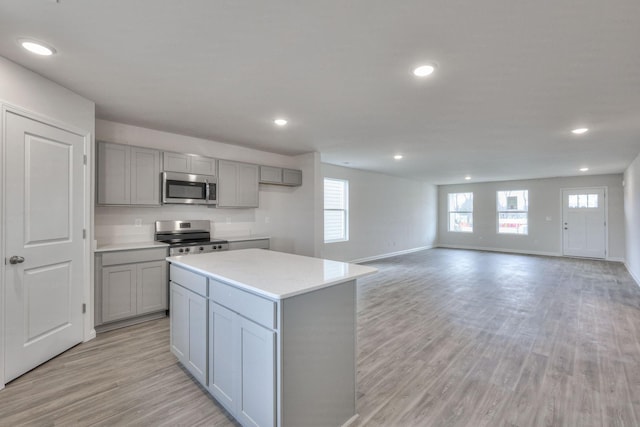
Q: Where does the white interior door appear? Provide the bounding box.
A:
[4,111,85,382]
[562,188,606,259]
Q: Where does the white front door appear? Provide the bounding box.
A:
[562,188,606,259]
[4,111,85,382]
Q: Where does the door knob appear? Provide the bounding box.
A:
[9,256,25,264]
[564,227,568,230]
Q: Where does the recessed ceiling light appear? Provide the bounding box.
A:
[465,176,471,180]
[19,39,56,56]
[413,64,436,77]
[394,155,403,160]
[571,128,589,135]
[579,167,589,172]
[274,118,288,126]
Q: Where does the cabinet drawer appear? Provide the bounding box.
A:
[101,247,168,266]
[170,265,208,297]
[210,280,276,329]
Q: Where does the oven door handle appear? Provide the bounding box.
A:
[205,180,211,202]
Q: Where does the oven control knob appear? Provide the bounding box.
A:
[178,248,184,253]
[199,247,204,251]
[218,245,222,249]
[185,247,190,252]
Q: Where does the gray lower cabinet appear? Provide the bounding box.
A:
[169,263,356,427]
[209,302,276,427]
[218,160,259,208]
[96,247,168,329]
[170,282,208,386]
[97,141,161,205]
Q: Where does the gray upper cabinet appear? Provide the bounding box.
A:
[131,147,162,205]
[97,141,161,205]
[259,166,282,184]
[218,160,259,208]
[97,142,130,204]
[163,152,217,176]
[259,165,302,186]
[282,168,302,186]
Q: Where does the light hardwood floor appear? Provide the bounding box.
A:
[1,248,639,426]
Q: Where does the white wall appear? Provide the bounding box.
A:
[0,55,95,388]
[438,174,625,260]
[95,120,318,256]
[320,164,438,263]
[624,153,640,284]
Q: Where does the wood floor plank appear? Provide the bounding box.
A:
[1,248,639,426]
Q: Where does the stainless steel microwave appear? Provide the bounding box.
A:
[162,172,217,205]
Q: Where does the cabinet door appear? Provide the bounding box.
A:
[97,142,130,204]
[218,160,259,208]
[238,317,276,427]
[163,152,191,173]
[217,160,238,207]
[237,163,259,207]
[170,283,208,386]
[259,166,282,184]
[187,289,208,386]
[102,264,137,322]
[209,302,239,414]
[191,156,217,175]
[170,282,189,361]
[130,147,161,205]
[137,261,167,314]
[282,169,302,186]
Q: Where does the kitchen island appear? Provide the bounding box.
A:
[167,249,377,427]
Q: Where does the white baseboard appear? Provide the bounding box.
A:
[351,246,434,264]
[625,262,640,287]
[342,413,359,427]
[84,328,97,342]
[437,244,561,258]
[607,256,626,263]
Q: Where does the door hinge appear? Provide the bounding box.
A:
[83,229,87,239]
[82,303,86,314]
[83,154,87,165]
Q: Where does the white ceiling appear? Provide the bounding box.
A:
[1,0,639,184]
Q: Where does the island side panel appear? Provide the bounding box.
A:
[281,280,356,427]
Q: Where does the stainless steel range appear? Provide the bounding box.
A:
[155,220,228,256]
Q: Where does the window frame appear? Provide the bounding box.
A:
[447,192,474,233]
[496,189,529,235]
[323,177,349,243]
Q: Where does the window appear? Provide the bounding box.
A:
[324,178,349,242]
[448,192,473,232]
[568,193,599,208]
[497,190,528,234]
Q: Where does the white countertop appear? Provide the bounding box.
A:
[221,235,270,242]
[167,249,377,299]
[95,241,169,253]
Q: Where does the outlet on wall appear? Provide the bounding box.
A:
[134,218,142,227]
[265,216,270,224]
